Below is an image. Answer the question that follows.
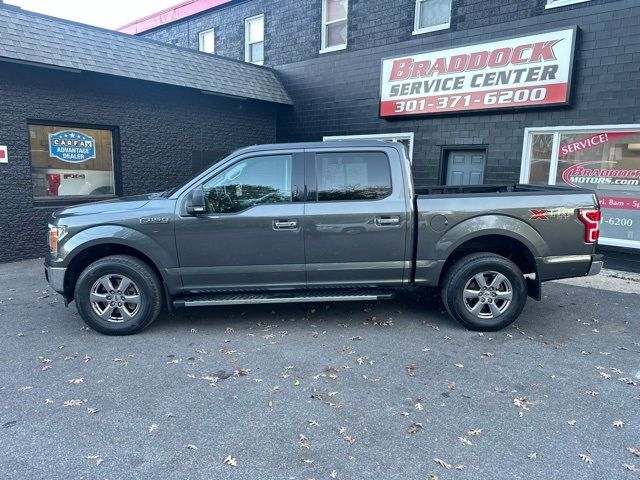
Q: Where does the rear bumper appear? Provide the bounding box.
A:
[536,254,603,282]
[44,264,66,295]
[587,256,604,276]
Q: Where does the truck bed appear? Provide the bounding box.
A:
[415,184,586,197]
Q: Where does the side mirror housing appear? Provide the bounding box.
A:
[186,186,207,215]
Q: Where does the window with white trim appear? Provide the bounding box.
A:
[546,0,591,9]
[198,28,215,54]
[245,14,265,65]
[414,0,451,35]
[321,0,348,53]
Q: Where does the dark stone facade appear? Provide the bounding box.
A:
[0,62,278,262]
[142,0,640,187]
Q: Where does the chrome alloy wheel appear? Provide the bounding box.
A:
[463,271,513,319]
[90,274,141,323]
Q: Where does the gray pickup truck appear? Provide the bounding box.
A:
[45,141,603,335]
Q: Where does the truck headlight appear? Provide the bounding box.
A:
[48,225,67,255]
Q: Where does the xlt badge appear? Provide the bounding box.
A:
[140,217,170,225]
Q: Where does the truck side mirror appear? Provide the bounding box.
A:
[186,186,207,215]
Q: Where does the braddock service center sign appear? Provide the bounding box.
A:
[380,28,576,117]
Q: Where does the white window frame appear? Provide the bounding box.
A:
[244,14,265,65]
[320,0,348,54]
[545,0,592,9]
[413,0,451,36]
[323,132,415,164]
[198,28,215,54]
[521,125,640,249]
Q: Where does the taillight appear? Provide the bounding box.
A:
[47,174,61,196]
[578,209,601,244]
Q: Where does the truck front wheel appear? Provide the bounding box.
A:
[74,255,163,335]
[441,253,527,331]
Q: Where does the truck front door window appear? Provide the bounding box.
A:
[202,155,293,213]
[315,152,392,201]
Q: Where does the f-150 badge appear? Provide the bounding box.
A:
[140,217,170,225]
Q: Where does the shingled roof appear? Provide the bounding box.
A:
[0,5,292,105]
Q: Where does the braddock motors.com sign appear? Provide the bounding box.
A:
[380,28,576,117]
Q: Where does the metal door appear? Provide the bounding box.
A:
[446,150,486,185]
[303,147,409,288]
[175,152,306,291]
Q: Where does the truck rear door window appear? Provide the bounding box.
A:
[315,152,392,201]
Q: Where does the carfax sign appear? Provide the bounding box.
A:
[380,28,576,117]
[49,130,96,163]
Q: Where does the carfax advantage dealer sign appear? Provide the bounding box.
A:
[380,28,576,117]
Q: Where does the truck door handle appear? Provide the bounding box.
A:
[273,219,299,230]
[376,216,401,227]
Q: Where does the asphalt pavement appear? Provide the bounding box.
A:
[0,259,639,480]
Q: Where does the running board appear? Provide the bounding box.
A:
[172,290,395,308]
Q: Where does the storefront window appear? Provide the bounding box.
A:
[528,134,554,184]
[522,127,640,249]
[29,124,115,200]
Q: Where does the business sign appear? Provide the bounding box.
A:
[49,130,96,163]
[0,145,7,163]
[380,28,576,117]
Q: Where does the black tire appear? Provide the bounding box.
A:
[74,255,163,335]
[441,253,527,332]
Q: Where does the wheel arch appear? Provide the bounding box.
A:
[63,243,164,302]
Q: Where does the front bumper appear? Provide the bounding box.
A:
[44,263,66,295]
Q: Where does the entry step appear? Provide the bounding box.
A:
[173,289,395,308]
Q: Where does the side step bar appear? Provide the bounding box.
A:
[173,290,395,308]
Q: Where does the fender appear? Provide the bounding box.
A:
[59,225,178,271]
[435,214,548,260]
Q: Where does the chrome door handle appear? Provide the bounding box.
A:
[375,216,401,227]
[273,219,299,230]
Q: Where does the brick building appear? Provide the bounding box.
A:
[131,0,640,262]
[0,5,291,263]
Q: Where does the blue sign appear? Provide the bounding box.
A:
[49,130,96,163]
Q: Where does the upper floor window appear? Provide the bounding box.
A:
[245,14,265,65]
[545,0,591,8]
[321,0,348,53]
[198,28,215,54]
[414,0,451,35]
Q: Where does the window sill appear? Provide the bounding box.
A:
[412,23,450,36]
[319,44,347,55]
[545,0,591,9]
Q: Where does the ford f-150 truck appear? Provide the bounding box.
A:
[45,141,603,335]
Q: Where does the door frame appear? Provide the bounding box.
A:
[440,145,488,185]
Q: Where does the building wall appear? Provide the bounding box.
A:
[141,0,622,66]
[0,62,278,263]
[141,0,640,188]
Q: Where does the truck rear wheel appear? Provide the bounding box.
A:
[441,253,527,331]
[74,255,163,335]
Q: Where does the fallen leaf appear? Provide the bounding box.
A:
[185,444,198,450]
[481,352,494,357]
[308,420,320,427]
[223,455,237,467]
[566,420,577,426]
[454,363,464,368]
[468,428,483,436]
[68,378,85,385]
[299,434,310,449]
[627,447,640,457]
[513,397,531,411]
[63,399,84,407]
[528,452,537,460]
[585,390,599,396]
[613,420,625,428]
[580,454,593,465]
[407,423,423,434]
[459,437,473,446]
[406,364,417,377]
[149,424,158,433]
[330,470,338,479]
[623,464,640,472]
[434,458,451,469]
[86,455,103,466]
[87,407,98,414]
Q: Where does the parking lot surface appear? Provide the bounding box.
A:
[1,259,639,479]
